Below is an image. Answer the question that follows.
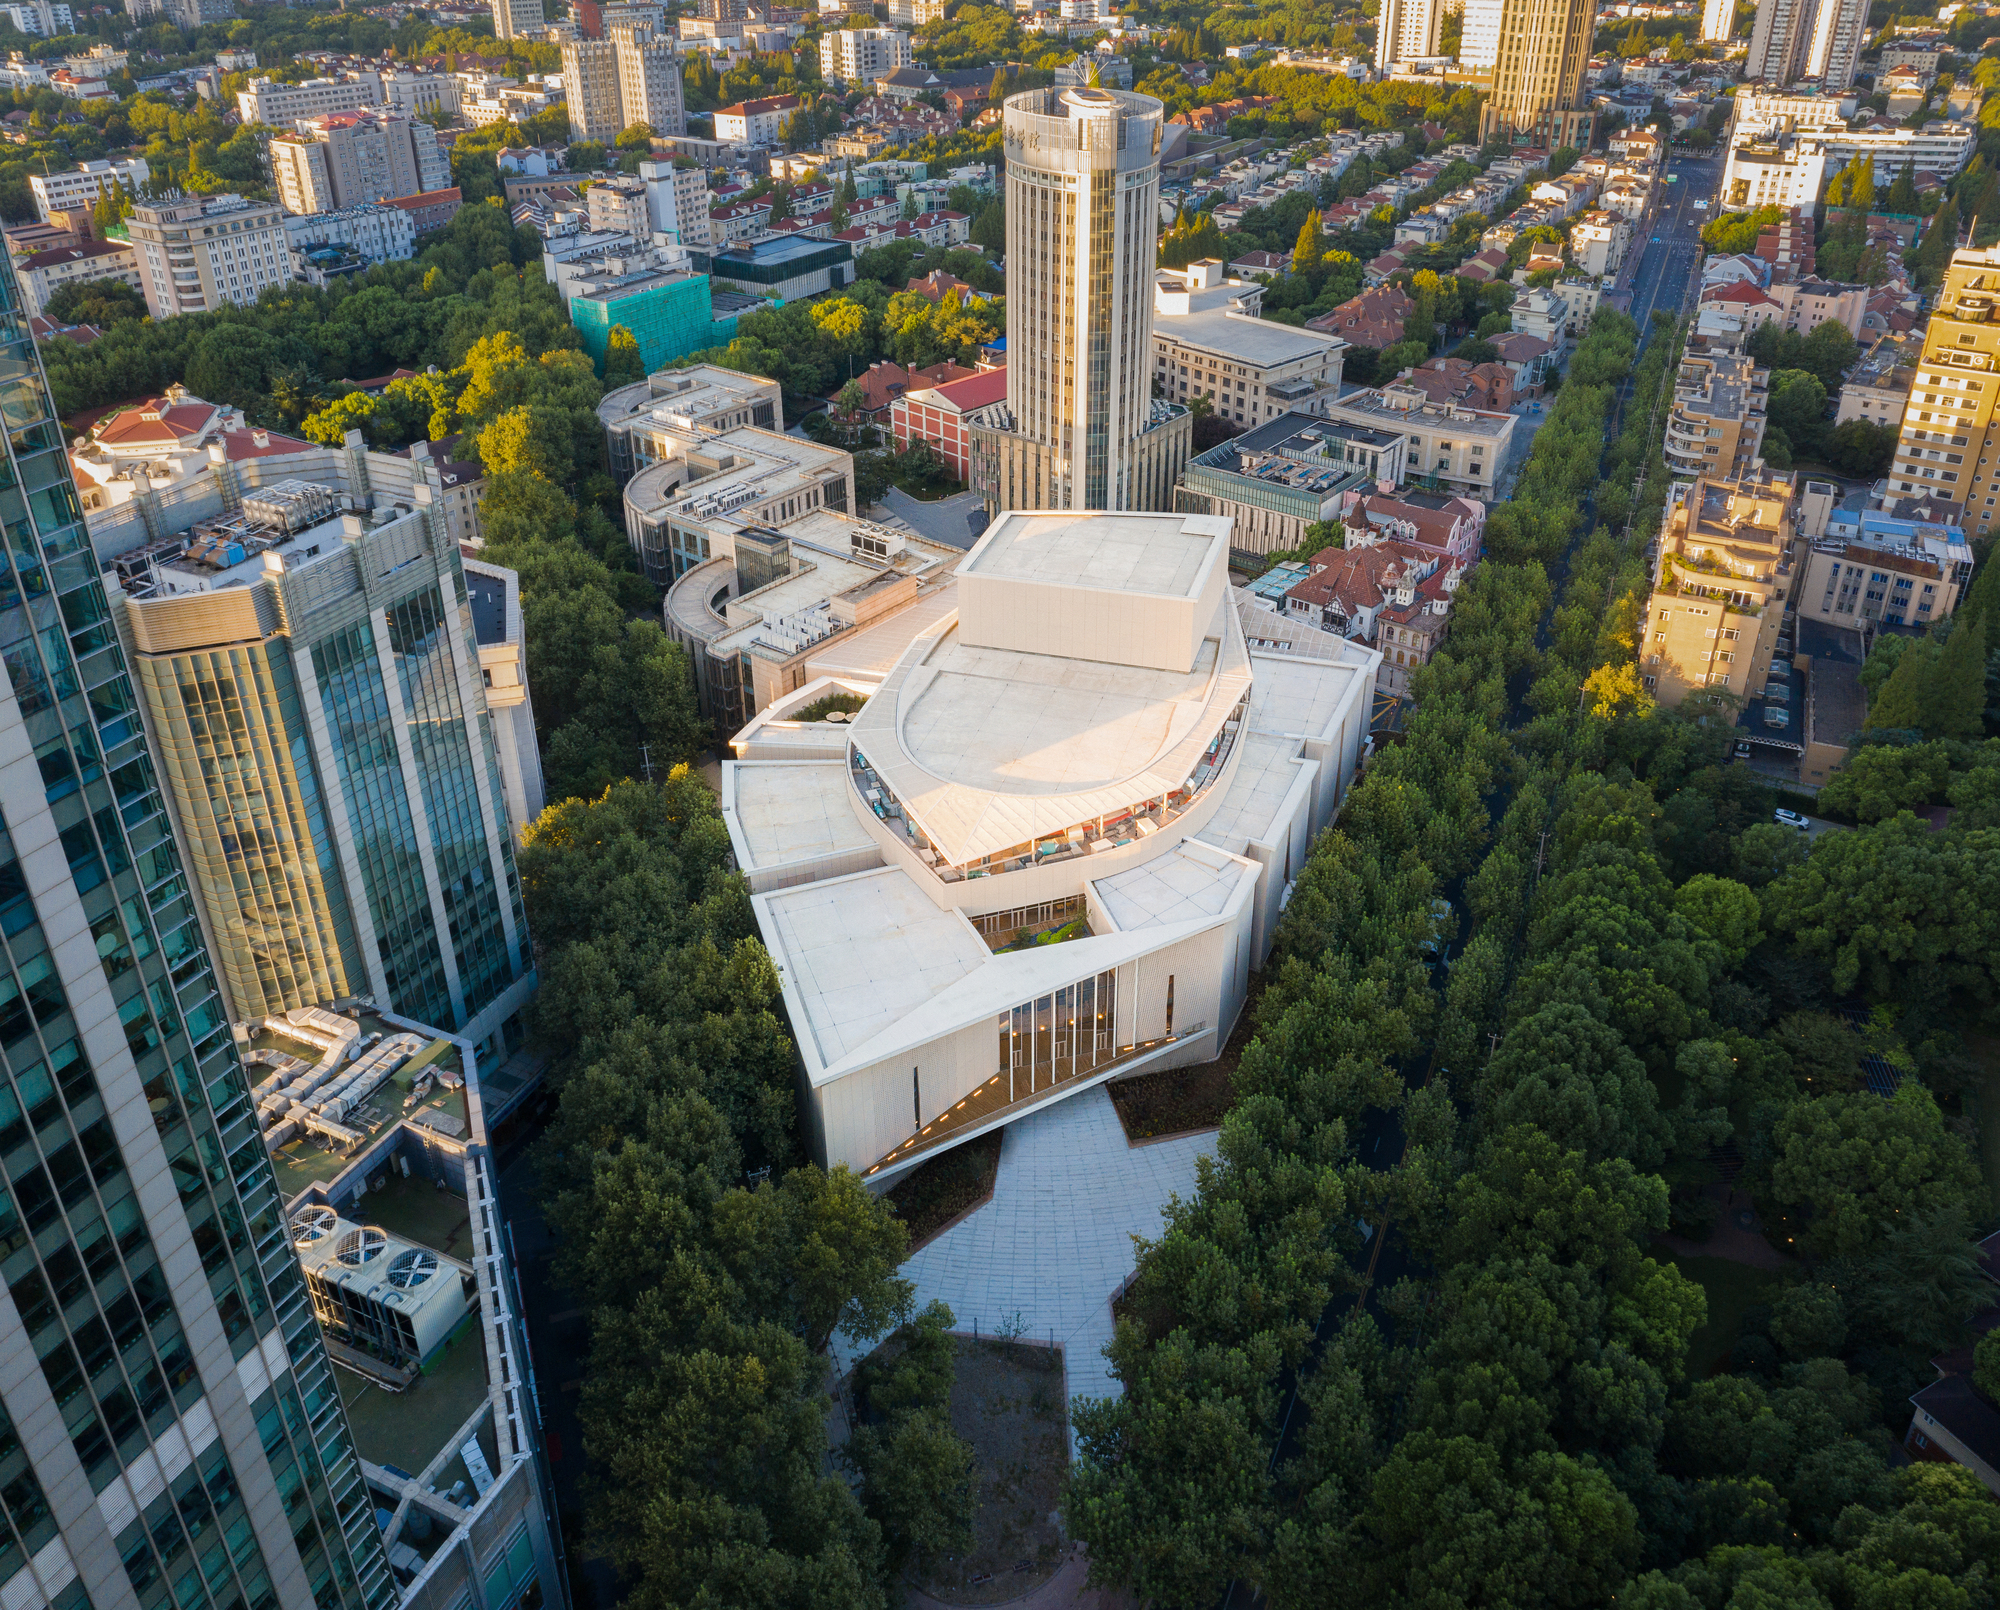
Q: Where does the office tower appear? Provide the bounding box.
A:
[562,23,683,144]
[1375,0,1441,69]
[969,87,1191,513]
[1746,0,1815,83]
[268,111,449,218]
[108,509,535,1047]
[124,195,290,317]
[0,249,394,1610]
[489,0,543,38]
[1701,0,1735,40]
[699,0,748,21]
[1459,0,1503,68]
[1883,244,2000,538]
[1477,0,1595,148]
[1804,0,1865,88]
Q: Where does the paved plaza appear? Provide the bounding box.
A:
[839,1086,1217,1443]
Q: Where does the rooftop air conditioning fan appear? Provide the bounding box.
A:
[290,1206,337,1248]
[335,1226,389,1267]
[385,1249,437,1291]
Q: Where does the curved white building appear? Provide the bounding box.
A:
[722,510,1379,1182]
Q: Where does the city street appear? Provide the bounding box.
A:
[1623,151,1723,331]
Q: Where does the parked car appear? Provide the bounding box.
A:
[1734,741,1752,759]
[1775,808,1810,830]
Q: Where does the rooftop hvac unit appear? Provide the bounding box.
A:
[335,1225,389,1267]
[291,1206,338,1248]
[296,1214,472,1367]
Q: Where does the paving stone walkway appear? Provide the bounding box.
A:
[838,1087,1216,1448]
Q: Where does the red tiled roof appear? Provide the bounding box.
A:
[20,240,131,270]
[94,398,220,447]
[902,367,1008,414]
[219,425,313,460]
[1704,281,1782,308]
[716,93,803,118]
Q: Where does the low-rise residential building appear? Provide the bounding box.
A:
[1173,411,1405,560]
[1491,329,1557,395]
[1396,353,1515,413]
[713,92,802,144]
[1642,469,1795,707]
[1570,209,1633,277]
[14,237,139,318]
[1771,277,1869,339]
[27,155,148,222]
[885,366,998,479]
[1278,538,1462,698]
[1800,500,1973,630]
[1323,380,1517,498]
[596,363,784,483]
[1308,281,1415,349]
[1836,335,1918,428]
[282,202,419,269]
[1664,352,1770,481]
[1152,262,1348,427]
[1337,483,1485,564]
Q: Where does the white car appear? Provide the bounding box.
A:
[1692,198,1708,210]
[1774,808,1810,831]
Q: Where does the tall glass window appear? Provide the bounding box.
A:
[309,621,452,1026]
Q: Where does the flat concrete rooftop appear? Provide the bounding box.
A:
[730,759,876,870]
[962,512,1218,599]
[760,867,987,1069]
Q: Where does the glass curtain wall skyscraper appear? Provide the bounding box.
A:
[108,511,535,1053]
[969,86,1192,515]
[0,245,392,1610]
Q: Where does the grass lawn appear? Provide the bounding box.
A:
[1668,1253,1781,1379]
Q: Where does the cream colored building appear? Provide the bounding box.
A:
[973,86,1191,513]
[819,26,912,84]
[1152,261,1348,425]
[1664,352,1770,481]
[564,20,684,143]
[1642,470,1796,707]
[718,510,1379,1181]
[598,363,784,483]
[1322,380,1517,498]
[1887,244,2000,538]
[126,193,292,316]
[623,418,857,585]
[491,0,545,38]
[15,236,139,317]
[1477,0,1595,148]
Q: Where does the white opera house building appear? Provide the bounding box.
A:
[720,510,1380,1183]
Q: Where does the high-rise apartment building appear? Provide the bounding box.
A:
[1478,0,1595,148]
[1458,0,1503,67]
[1746,0,1815,83]
[819,27,913,86]
[1643,469,1794,705]
[1375,0,1441,68]
[0,242,397,1610]
[1803,0,1866,89]
[125,195,290,317]
[1701,0,1734,41]
[269,111,450,218]
[561,22,683,143]
[970,87,1191,513]
[489,0,543,39]
[1886,243,2000,538]
[107,509,536,1047]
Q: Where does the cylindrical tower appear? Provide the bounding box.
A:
[1000,86,1164,510]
